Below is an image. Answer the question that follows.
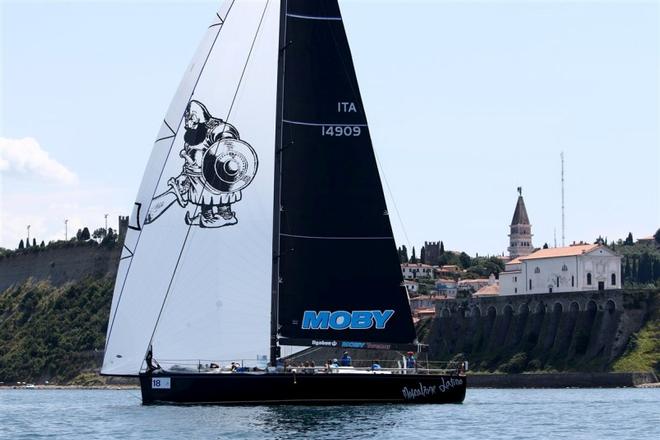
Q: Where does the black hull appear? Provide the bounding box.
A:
[139,372,466,405]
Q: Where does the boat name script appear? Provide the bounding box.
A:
[302,310,395,330]
[401,378,464,400]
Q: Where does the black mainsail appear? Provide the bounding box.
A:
[273,0,416,354]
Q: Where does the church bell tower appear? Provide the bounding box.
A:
[508,187,533,259]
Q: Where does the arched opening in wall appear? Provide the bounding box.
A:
[441,308,451,318]
[525,302,545,350]
[611,273,616,286]
[544,302,563,351]
[556,301,580,355]
[512,303,529,347]
[606,299,615,314]
[574,300,598,355]
[500,305,514,347]
[471,306,481,320]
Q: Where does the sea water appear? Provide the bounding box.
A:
[0,388,658,439]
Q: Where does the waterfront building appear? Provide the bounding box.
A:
[436,265,461,278]
[401,263,434,279]
[403,279,419,294]
[507,187,533,259]
[457,278,491,294]
[435,278,458,298]
[499,243,621,295]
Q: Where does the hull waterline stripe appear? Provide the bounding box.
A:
[286,13,342,21]
[280,233,392,240]
[282,119,367,127]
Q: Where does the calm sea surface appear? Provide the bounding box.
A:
[0,388,658,439]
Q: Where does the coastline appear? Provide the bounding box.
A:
[2,372,658,390]
[468,371,659,388]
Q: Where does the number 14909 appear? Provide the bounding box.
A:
[321,126,362,137]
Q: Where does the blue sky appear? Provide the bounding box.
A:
[1,0,658,256]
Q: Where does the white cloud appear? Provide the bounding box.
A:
[0,137,78,184]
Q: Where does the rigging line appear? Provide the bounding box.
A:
[327,8,413,254]
[142,0,272,366]
[104,0,237,350]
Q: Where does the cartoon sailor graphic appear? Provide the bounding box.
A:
[145,100,258,228]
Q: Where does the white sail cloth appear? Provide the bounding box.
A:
[102,0,279,376]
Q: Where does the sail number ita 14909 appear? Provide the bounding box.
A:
[151,378,171,389]
[321,125,362,137]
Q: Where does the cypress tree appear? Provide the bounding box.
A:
[410,246,417,264]
[32,238,37,248]
[624,232,634,245]
[439,241,445,254]
[420,246,426,264]
[18,239,24,250]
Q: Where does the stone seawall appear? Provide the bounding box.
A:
[428,289,658,372]
[468,372,659,388]
[0,245,121,292]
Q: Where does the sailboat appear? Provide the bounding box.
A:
[102,0,466,404]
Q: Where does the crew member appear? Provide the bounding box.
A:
[340,351,352,367]
[406,351,416,370]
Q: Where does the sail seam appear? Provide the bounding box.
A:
[286,13,341,21]
[280,233,392,240]
[103,0,237,359]
[282,119,367,127]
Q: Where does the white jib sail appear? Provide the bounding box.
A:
[102,0,279,376]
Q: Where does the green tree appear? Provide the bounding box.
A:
[76,229,83,241]
[32,238,37,248]
[92,228,107,241]
[18,239,24,250]
[654,228,660,246]
[25,238,31,248]
[543,243,549,249]
[399,245,409,263]
[40,241,45,248]
[410,246,417,264]
[439,241,445,254]
[81,227,91,241]
[624,232,634,245]
[458,252,471,268]
[420,246,426,264]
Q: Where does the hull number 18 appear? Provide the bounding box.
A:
[151,377,171,389]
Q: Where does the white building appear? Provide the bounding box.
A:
[403,279,419,294]
[499,244,621,295]
[435,279,458,298]
[401,263,434,279]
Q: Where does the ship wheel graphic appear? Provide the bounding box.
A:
[201,138,259,194]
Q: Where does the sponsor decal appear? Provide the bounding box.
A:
[311,340,338,347]
[341,341,366,348]
[366,343,391,350]
[401,378,464,400]
[301,310,395,330]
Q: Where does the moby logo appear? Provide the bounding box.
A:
[301,310,395,330]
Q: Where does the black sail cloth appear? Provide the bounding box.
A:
[275,0,416,346]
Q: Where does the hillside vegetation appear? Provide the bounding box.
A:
[0,277,112,384]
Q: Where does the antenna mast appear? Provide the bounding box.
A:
[561,152,565,247]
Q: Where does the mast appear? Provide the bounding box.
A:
[270,0,288,367]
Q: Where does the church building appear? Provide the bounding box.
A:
[499,244,622,295]
[498,188,621,295]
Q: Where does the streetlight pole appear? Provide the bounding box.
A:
[65,219,68,241]
[104,214,108,231]
[27,225,31,242]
